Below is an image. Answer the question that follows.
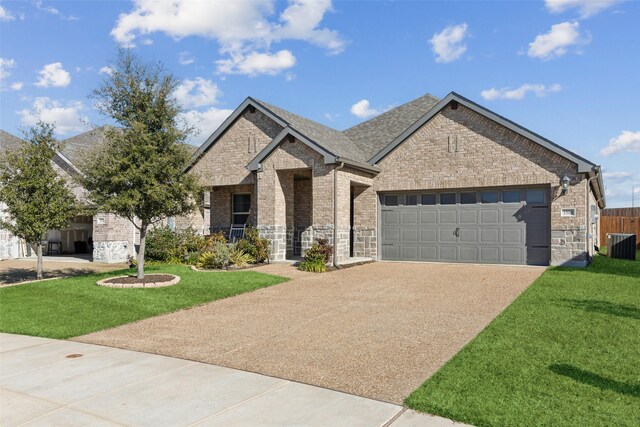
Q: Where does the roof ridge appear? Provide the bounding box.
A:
[344,93,440,132]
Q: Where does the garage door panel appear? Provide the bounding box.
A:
[382,245,399,260]
[481,210,499,224]
[420,228,437,243]
[420,246,437,261]
[401,210,419,225]
[382,210,400,225]
[480,247,500,263]
[460,210,478,224]
[401,245,419,260]
[380,188,549,265]
[480,228,499,243]
[502,228,525,244]
[501,209,522,224]
[439,228,457,243]
[401,228,419,242]
[420,210,437,224]
[502,247,525,264]
[439,210,458,224]
[459,246,479,262]
[439,246,457,261]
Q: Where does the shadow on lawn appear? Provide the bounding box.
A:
[549,364,640,397]
[0,267,95,285]
[560,299,640,320]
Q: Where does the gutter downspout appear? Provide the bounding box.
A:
[586,170,600,258]
[333,162,344,268]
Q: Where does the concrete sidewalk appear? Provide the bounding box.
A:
[0,334,468,426]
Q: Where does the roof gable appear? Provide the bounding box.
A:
[369,92,597,173]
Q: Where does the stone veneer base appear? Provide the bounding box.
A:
[96,274,180,288]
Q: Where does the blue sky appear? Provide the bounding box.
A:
[1,0,638,207]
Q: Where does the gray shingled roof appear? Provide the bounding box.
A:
[59,126,115,169]
[253,99,369,164]
[0,130,24,153]
[344,93,440,160]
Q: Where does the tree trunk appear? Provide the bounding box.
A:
[36,243,43,280]
[137,223,147,279]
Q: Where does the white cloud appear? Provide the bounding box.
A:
[545,0,624,18]
[351,99,382,119]
[480,83,562,100]
[0,5,15,21]
[602,171,633,181]
[110,0,344,75]
[429,23,468,63]
[35,62,71,87]
[17,97,89,135]
[173,78,221,109]
[178,51,195,66]
[34,0,78,20]
[527,21,590,60]
[0,58,22,91]
[285,72,295,81]
[0,57,16,81]
[273,0,345,54]
[99,66,114,76]
[600,130,640,156]
[179,107,234,145]
[216,50,296,76]
[141,38,153,45]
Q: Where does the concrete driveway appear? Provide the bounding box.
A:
[77,262,544,404]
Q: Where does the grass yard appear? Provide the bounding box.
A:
[405,254,640,427]
[0,264,287,339]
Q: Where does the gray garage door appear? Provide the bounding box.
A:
[380,188,550,265]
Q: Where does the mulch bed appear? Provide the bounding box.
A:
[102,274,176,285]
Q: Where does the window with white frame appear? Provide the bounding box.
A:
[232,193,251,225]
[561,208,576,217]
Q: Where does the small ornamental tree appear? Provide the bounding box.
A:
[0,122,77,280]
[81,50,199,279]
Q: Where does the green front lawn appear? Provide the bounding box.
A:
[406,254,640,427]
[0,265,287,339]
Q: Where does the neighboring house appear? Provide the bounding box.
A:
[188,91,605,267]
[0,127,204,262]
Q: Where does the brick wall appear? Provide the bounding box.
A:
[189,110,282,187]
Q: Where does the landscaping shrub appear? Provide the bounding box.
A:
[145,227,206,262]
[298,259,327,272]
[229,245,254,268]
[207,231,227,245]
[236,226,270,263]
[299,239,333,272]
[196,241,230,269]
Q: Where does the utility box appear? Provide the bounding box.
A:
[607,233,637,261]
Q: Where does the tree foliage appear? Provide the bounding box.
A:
[0,122,77,279]
[81,50,199,278]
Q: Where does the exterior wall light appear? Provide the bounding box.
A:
[561,176,571,195]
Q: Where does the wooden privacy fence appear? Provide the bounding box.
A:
[600,208,640,249]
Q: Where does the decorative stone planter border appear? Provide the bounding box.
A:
[96,274,180,288]
[190,263,267,272]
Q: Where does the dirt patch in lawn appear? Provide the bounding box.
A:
[76,261,544,404]
[0,259,127,285]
